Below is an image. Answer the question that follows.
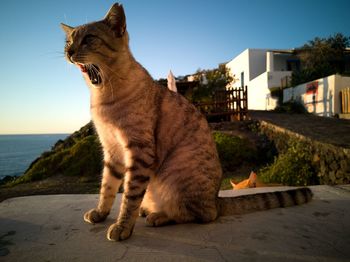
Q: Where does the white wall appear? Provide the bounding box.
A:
[273,54,290,71]
[226,49,302,111]
[226,49,249,88]
[283,74,350,117]
[226,49,268,88]
[268,71,292,89]
[283,87,292,102]
[248,72,277,110]
[334,75,350,114]
[266,52,274,71]
[227,49,288,110]
[248,49,267,80]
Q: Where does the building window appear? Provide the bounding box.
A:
[241,72,244,87]
[287,60,300,71]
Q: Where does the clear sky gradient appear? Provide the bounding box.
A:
[1,0,349,134]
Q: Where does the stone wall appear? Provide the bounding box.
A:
[258,120,350,185]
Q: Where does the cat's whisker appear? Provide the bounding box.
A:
[91,65,99,82]
[103,67,116,100]
[64,13,68,25]
[39,50,67,60]
[105,72,114,100]
[95,64,115,96]
[65,62,74,71]
[100,64,119,83]
[73,54,88,63]
[48,55,66,60]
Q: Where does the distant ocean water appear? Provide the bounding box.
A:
[0,134,69,180]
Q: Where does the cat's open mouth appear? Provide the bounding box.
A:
[78,63,102,85]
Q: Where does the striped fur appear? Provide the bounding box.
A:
[218,188,313,216]
[63,3,312,242]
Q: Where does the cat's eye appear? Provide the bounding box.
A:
[81,34,97,46]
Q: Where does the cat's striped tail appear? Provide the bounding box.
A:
[217,187,313,216]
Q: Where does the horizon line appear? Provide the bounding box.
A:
[0,132,72,136]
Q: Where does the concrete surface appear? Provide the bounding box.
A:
[0,185,349,262]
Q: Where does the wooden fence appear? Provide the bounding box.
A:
[194,86,248,121]
[340,87,350,114]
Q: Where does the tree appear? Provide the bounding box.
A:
[190,64,233,103]
[291,33,350,86]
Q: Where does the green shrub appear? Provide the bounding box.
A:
[220,177,233,190]
[11,135,102,186]
[274,101,308,114]
[213,132,256,173]
[60,136,102,177]
[259,139,318,186]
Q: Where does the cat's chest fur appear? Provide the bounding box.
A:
[92,112,130,166]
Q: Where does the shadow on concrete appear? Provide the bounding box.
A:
[0,186,349,261]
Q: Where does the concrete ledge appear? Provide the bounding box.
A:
[1,186,349,261]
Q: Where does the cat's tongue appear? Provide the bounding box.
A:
[78,64,87,73]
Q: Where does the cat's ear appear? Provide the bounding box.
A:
[249,171,257,181]
[60,23,74,35]
[104,3,126,37]
[248,171,257,187]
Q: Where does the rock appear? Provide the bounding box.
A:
[330,161,339,171]
[313,154,320,163]
[329,171,336,184]
[336,170,345,179]
[340,159,349,171]
[0,176,17,185]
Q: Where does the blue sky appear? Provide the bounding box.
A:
[0,0,349,134]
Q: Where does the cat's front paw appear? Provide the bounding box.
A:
[107,223,133,241]
[84,209,109,224]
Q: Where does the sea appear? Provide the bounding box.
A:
[0,134,69,180]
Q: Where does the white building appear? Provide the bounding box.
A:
[283,74,350,117]
[226,49,299,110]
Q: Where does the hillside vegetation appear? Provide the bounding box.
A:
[10,123,102,185]
[1,119,320,201]
[8,122,260,187]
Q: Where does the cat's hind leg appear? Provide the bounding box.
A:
[142,177,218,227]
[146,212,175,226]
[145,145,221,227]
[84,161,123,224]
[145,197,218,227]
[140,186,174,226]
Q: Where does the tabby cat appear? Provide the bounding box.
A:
[61,3,312,241]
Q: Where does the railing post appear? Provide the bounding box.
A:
[193,85,248,122]
[347,88,350,114]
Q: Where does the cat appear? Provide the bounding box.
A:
[231,172,260,189]
[61,3,313,241]
[230,171,281,189]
